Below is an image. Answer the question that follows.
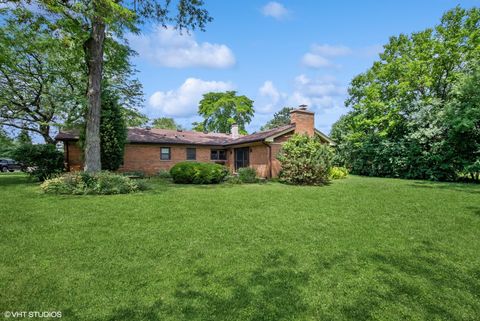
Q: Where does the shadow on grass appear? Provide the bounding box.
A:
[0,173,32,187]
[100,249,309,321]
[408,180,480,195]
[466,206,480,217]
[315,241,480,321]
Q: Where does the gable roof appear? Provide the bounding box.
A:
[55,123,334,146]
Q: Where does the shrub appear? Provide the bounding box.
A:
[277,134,333,185]
[224,175,242,184]
[11,143,64,181]
[40,171,142,195]
[170,161,228,184]
[329,166,348,179]
[157,169,171,179]
[237,167,258,183]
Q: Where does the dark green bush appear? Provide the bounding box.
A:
[40,171,143,195]
[11,143,64,181]
[170,162,228,184]
[277,134,333,185]
[237,167,258,183]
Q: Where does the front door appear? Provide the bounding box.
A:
[235,147,249,171]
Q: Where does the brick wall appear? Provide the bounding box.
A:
[290,109,315,137]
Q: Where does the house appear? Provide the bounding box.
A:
[56,106,335,178]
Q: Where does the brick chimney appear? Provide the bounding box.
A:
[290,105,315,136]
[231,123,240,138]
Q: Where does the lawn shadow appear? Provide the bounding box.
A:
[466,206,480,217]
[322,241,480,321]
[408,180,480,195]
[0,173,33,187]
[101,249,310,321]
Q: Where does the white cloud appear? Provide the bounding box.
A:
[257,81,288,114]
[148,78,234,117]
[311,44,352,57]
[128,26,235,68]
[301,53,333,68]
[261,1,289,20]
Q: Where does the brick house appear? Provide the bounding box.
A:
[56,106,335,178]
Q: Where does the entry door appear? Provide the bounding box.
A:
[235,148,249,170]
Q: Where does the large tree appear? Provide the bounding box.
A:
[331,7,480,181]
[0,8,144,143]
[8,0,212,172]
[260,107,293,131]
[193,91,254,134]
[152,117,183,130]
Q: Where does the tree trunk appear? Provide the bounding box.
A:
[39,124,55,144]
[83,17,106,172]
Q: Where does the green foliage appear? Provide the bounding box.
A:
[0,128,15,157]
[100,90,127,171]
[329,167,348,180]
[157,169,172,179]
[193,91,254,134]
[331,7,480,181]
[40,171,141,195]
[16,129,32,145]
[170,161,228,184]
[260,107,293,131]
[237,167,258,183]
[277,134,333,185]
[152,117,183,130]
[11,144,64,181]
[224,174,242,184]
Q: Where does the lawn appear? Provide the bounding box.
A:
[1,173,479,321]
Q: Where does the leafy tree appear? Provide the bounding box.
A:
[260,107,293,131]
[16,129,32,145]
[11,143,64,181]
[193,91,254,134]
[0,127,15,157]
[332,7,480,181]
[445,66,480,181]
[100,90,127,171]
[277,134,332,185]
[7,0,212,172]
[152,117,183,130]
[0,8,144,143]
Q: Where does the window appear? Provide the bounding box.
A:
[160,147,171,160]
[211,149,226,160]
[186,148,196,160]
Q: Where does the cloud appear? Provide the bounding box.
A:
[261,2,289,20]
[148,78,234,117]
[257,81,288,114]
[128,26,235,68]
[301,44,352,69]
[311,44,352,57]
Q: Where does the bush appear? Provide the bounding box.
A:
[11,143,64,181]
[224,175,242,184]
[40,171,142,195]
[157,169,171,179]
[277,134,333,185]
[329,166,348,179]
[237,167,258,183]
[170,161,228,184]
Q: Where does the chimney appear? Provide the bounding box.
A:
[231,123,240,139]
[290,105,315,136]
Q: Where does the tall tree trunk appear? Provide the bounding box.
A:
[83,17,105,172]
[39,124,54,144]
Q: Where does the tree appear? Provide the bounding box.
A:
[9,0,212,172]
[100,90,127,171]
[0,127,15,157]
[260,107,293,131]
[331,7,480,181]
[16,129,32,145]
[152,117,183,130]
[193,91,254,134]
[0,8,144,144]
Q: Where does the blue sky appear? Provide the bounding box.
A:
[128,0,479,134]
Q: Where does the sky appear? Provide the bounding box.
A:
[127,0,478,134]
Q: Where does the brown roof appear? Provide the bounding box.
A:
[56,124,297,147]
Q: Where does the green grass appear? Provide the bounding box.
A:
[1,173,479,321]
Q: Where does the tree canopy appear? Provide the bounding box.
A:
[260,107,293,131]
[152,117,183,130]
[331,6,480,181]
[193,91,254,134]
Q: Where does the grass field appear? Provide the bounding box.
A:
[1,173,479,321]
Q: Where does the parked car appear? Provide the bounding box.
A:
[0,158,21,172]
